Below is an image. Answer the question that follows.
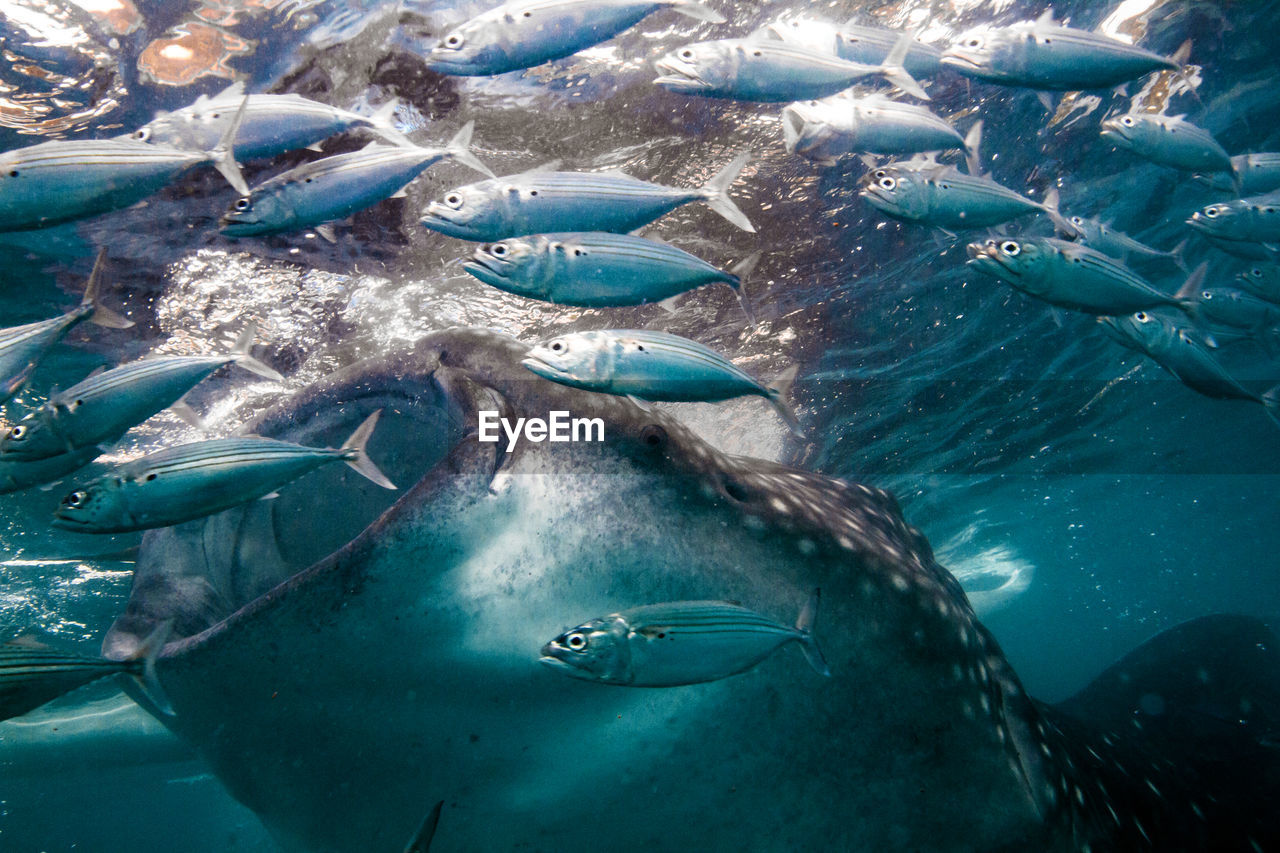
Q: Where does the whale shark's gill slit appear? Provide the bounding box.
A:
[721,475,749,503]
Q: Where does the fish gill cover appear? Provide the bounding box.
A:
[0,0,1277,851]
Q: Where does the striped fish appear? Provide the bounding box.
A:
[420,154,754,241]
[759,17,942,79]
[859,161,1068,232]
[1196,153,1280,195]
[127,81,410,160]
[1238,265,1280,305]
[464,231,756,320]
[1102,113,1234,177]
[424,0,724,77]
[781,93,965,165]
[52,410,396,534]
[1057,216,1185,266]
[1188,191,1280,246]
[0,249,131,405]
[654,35,926,102]
[221,123,492,238]
[0,97,250,232]
[521,329,801,435]
[941,10,1183,90]
[540,590,829,686]
[966,237,1199,315]
[0,621,170,723]
[0,324,283,462]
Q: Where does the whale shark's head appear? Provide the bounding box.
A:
[99,328,1280,853]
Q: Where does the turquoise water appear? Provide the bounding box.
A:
[0,0,1278,850]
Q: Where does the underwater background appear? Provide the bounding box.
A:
[0,0,1277,850]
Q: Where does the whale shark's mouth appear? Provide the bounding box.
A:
[102,351,496,661]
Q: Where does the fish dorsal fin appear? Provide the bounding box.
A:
[963,120,984,177]
[1035,8,1055,27]
[214,80,247,102]
[6,635,48,650]
[522,159,563,175]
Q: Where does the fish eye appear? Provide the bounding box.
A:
[1205,207,1220,217]
[1251,268,1264,278]
[8,425,23,439]
[680,49,694,60]
[62,490,88,508]
[1121,116,1135,127]
[1070,216,1083,225]
[878,176,896,190]
[234,197,251,211]
[133,127,151,141]
[444,193,463,209]
[1135,312,1151,323]
[1201,291,1213,299]
[491,243,507,257]
[445,34,463,49]
[966,38,981,48]
[999,241,1020,256]
[549,339,566,353]
[565,632,587,651]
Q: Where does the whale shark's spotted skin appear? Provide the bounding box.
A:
[103,329,1280,852]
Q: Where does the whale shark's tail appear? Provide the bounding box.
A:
[1047,614,1280,850]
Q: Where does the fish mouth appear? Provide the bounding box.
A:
[1099,122,1130,145]
[653,58,710,92]
[938,51,983,72]
[519,355,573,384]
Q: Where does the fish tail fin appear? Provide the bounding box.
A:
[1168,237,1190,273]
[1173,262,1209,315]
[665,0,724,23]
[1262,384,1280,428]
[728,251,761,325]
[1171,38,1193,68]
[370,98,415,148]
[230,322,285,381]
[128,619,175,717]
[963,120,983,177]
[404,800,445,853]
[765,365,803,437]
[1039,188,1078,238]
[795,588,831,677]
[702,152,755,232]
[81,249,133,329]
[208,95,250,196]
[340,410,397,490]
[444,120,495,178]
[780,108,802,155]
[879,34,928,101]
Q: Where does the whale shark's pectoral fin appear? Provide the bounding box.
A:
[1047,614,1280,846]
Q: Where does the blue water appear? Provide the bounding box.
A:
[0,0,1278,850]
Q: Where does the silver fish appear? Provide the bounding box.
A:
[781,92,965,166]
[421,154,754,240]
[941,10,1185,90]
[860,162,1068,233]
[220,123,492,238]
[0,445,101,495]
[0,622,170,723]
[1195,152,1280,195]
[654,34,927,102]
[541,591,829,686]
[0,324,283,462]
[424,0,724,76]
[757,16,941,79]
[1057,215,1184,265]
[0,97,250,232]
[1099,311,1280,420]
[1187,191,1280,247]
[0,250,131,405]
[1185,287,1280,332]
[1237,264,1280,304]
[464,231,756,320]
[53,410,395,534]
[1101,112,1234,176]
[521,328,800,434]
[965,238,1198,315]
[127,81,409,159]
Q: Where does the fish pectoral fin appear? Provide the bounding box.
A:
[314,224,338,243]
[259,492,281,500]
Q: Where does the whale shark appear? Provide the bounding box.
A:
[95,327,1280,852]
